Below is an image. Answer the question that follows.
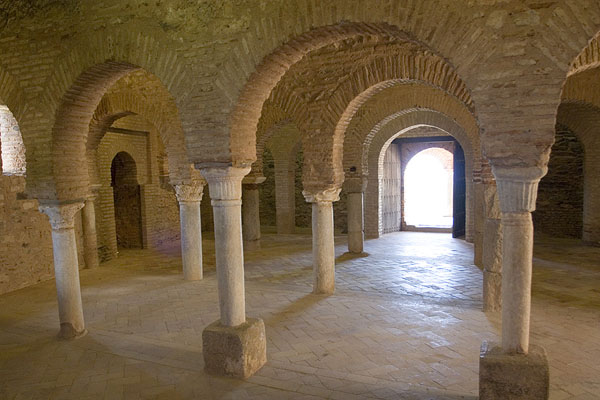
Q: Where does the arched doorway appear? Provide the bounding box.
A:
[111,151,143,249]
[403,147,454,230]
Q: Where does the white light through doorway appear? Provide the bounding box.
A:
[404,148,453,228]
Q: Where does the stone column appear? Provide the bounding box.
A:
[200,166,266,378]
[303,188,341,294]
[274,158,296,234]
[347,192,364,253]
[473,175,484,268]
[482,181,503,312]
[81,188,100,269]
[344,178,366,254]
[242,176,266,251]
[175,182,204,281]
[479,166,549,399]
[39,202,87,340]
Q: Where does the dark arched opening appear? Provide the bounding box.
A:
[111,151,143,249]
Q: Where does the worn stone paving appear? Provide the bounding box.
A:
[0,231,599,399]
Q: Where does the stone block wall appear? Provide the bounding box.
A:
[534,125,584,238]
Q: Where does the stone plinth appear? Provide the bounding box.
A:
[479,341,549,400]
[203,318,267,378]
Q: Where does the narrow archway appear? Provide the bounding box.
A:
[111,152,143,249]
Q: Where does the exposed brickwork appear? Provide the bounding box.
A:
[364,111,475,240]
[0,106,26,176]
[533,124,584,238]
[95,115,180,260]
[0,174,86,294]
[554,101,600,244]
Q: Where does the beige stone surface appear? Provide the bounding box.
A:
[479,342,549,400]
[203,318,267,379]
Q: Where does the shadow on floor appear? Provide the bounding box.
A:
[335,252,370,264]
[264,293,324,326]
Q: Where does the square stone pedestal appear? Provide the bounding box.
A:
[479,341,549,400]
[202,317,267,378]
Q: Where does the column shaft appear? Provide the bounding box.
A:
[81,197,99,268]
[175,183,204,281]
[501,212,533,353]
[312,201,335,294]
[275,159,296,234]
[52,228,85,335]
[179,201,203,280]
[242,184,261,250]
[40,203,86,339]
[347,192,364,253]
[202,167,250,327]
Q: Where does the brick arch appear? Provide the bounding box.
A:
[104,148,145,187]
[403,145,454,171]
[555,100,600,244]
[259,35,474,191]
[31,28,191,202]
[569,33,600,77]
[0,67,27,124]
[362,109,475,240]
[0,67,29,177]
[252,102,294,178]
[228,22,468,173]
[88,91,191,186]
[110,151,139,186]
[342,83,480,180]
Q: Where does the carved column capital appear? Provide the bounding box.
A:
[303,187,341,203]
[243,175,266,191]
[200,167,250,205]
[342,178,367,194]
[175,182,205,203]
[39,202,84,231]
[492,166,547,213]
[242,175,266,185]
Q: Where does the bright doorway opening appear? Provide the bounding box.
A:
[404,148,453,228]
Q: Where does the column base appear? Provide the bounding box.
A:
[244,240,261,251]
[347,232,363,254]
[483,270,502,312]
[58,323,88,340]
[202,317,267,378]
[479,341,549,400]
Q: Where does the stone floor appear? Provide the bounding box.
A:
[0,230,599,399]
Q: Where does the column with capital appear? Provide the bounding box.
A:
[175,181,204,281]
[40,202,87,339]
[303,187,340,294]
[479,167,549,399]
[242,175,266,250]
[199,166,266,378]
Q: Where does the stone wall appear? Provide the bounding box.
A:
[0,175,85,294]
[534,125,584,238]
